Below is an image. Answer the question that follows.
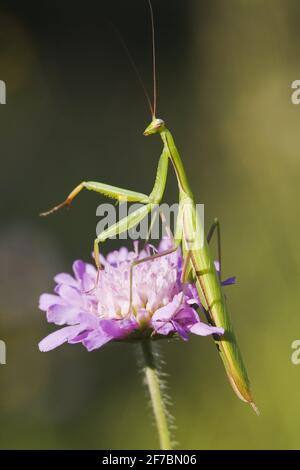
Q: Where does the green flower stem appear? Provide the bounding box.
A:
[141,340,172,450]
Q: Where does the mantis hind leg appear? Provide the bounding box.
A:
[207,217,221,281]
[207,218,236,288]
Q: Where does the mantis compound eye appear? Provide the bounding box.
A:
[155,118,165,127]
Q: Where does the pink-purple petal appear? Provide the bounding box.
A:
[54,272,78,287]
[152,294,182,323]
[100,317,138,338]
[214,260,220,272]
[82,272,95,292]
[39,293,65,311]
[82,330,114,351]
[68,330,91,343]
[47,304,82,325]
[55,284,84,308]
[174,306,199,324]
[221,276,236,286]
[39,324,87,352]
[77,312,98,329]
[153,319,174,336]
[72,260,87,281]
[173,321,190,341]
[189,322,224,336]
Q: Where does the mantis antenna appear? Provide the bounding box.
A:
[147,0,157,118]
[106,18,154,117]
[106,0,157,119]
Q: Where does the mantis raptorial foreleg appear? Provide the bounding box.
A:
[93,204,153,269]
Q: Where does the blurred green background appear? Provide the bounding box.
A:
[0,0,300,449]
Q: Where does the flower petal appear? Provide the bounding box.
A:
[54,272,78,287]
[39,293,64,311]
[152,319,174,336]
[73,260,87,281]
[221,276,236,286]
[174,306,199,325]
[39,324,86,352]
[189,322,224,336]
[47,304,82,325]
[55,284,84,308]
[106,247,129,266]
[82,330,113,351]
[82,272,95,292]
[152,294,182,323]
[173,321,190,341]
[214,260,220,272]
[100,317,137,338]
[77,312,98,329]
[68,330,91,343]
[151,295,183,336]
[184,284,201,306]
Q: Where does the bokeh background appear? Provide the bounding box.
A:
[0,0,299,449]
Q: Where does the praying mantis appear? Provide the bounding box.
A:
[40,0,257,413]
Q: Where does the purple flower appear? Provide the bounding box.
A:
[38,240,230,352]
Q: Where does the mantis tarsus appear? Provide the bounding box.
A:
[41,0,258,414]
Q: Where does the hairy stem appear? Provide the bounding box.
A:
[140,340,172,450]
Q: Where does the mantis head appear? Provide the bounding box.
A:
[143,118,165,136]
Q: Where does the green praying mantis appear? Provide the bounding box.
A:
[40,0,258,414]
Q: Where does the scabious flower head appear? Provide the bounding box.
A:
[38,240,228,352]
